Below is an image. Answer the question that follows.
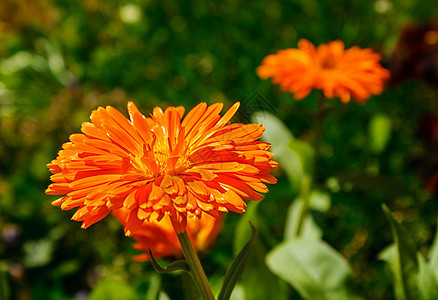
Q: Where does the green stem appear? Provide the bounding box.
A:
[295,94,327,238]
[314,93,327,162]
[294,175,312,237]
[177,231,215,300]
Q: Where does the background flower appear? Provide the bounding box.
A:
[257,39,390,103]
[112,208,223,261]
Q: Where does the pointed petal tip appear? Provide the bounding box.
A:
[230,101,240,113]
[127,101,138,110]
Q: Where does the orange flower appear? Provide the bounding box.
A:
[113,208,223,261]
[46,102,277,234]
[257,39,390,103]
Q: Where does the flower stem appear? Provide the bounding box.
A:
[295,94,327,238]
[177,231,215,300]
[294,175,312,237]
[314,93,327,162]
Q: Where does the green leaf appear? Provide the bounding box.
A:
[252,112,306,193]
[88,280,139,300]
[251,111,294,148]
[233,201,287,300]
[158,292,171,300]
[284,189,330,240]
[308,190,331,212]
[218,223,257,300]
[0,51,38,74]
[146,273,162,300]
[23,239,54,268]
[428,220,438,270]
[381,204,419,300]
[230,284,245,300]
[284,200,322,241]
[378,244,396,262]
[149,251,190,273]
[266,238,362,300]
[43,39,75,86]
[239,239,289,300]
[52,260,80,278]
[234,201,260,254]
[417,254,438,300]
[289,138,314,175]
[0,263,10,300]
[369,113,392,154]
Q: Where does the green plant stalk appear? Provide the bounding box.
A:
[295,94,327,238]
[314,93,327,162]
[294,175,312,237]
[177,231,215,300]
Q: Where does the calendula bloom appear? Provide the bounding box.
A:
[46,101,277,234]
[113,208,222,261]
[257,39,390,103]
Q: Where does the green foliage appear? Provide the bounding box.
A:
[232,202,288,300]
[369,113,392,154]
[218,223,257,300]
[381,205,420,300]
[233,202,261,255]
[0,264,10,300]
[253,111,314,194]
[266,238,362,300]
[252,112,303,193]
[236,240,289,300]
[149,254,190,274]
[381,206,438,300]
[417,254,438,300]
[428,221,438,269]
[284,190,330,240]
[1,0,438,298]
[285,199,322,240]
[88,280,139,300]
[145,274,162,300]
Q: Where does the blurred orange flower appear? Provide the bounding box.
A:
[113,208,223,261]
[257,39,390,103]
[46,102,277,234]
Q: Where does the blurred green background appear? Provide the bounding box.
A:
[1,0,438,299]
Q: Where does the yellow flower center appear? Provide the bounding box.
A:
[320,54,336,69]
[131,140,191,178]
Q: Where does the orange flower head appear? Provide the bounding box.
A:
[46,102,277,234]
[113,208,223,261]
[257,39,390,103]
